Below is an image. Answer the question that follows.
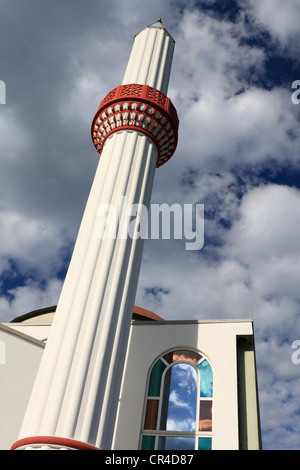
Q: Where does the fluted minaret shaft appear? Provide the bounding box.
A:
[122,20,174,93]
[12,20,178,451]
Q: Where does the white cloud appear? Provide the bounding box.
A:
[244,0,300,50]
[0,278,63,322]
[0,208,70,279]
[165,8,300,180]
[226,185,300,263]
[139,184,300,329]
[0,107,33,160]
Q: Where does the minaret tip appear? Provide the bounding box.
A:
[149,18,164,28]
[143,17,174,43]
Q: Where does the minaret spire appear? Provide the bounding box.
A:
[151,17,163,26]
[12,22,178,451]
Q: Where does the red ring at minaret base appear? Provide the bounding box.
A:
[91,84,179,168]
[11,436,100,450]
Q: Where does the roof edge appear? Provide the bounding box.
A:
[0,323,46,348]
[10,305,164,324]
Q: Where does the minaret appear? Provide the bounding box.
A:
[11,19,178,451]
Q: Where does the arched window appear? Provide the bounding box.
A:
[141,349,213,450]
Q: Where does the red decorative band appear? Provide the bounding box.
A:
[91,84,179,168]
[11,436,99,450]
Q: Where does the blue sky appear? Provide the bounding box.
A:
[1,0,300,450]
[165,364,198,432]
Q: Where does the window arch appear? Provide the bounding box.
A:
[141,349,213,450]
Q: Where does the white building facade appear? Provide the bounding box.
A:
[0,306,261,450]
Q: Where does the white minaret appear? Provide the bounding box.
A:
[11,19,178,451]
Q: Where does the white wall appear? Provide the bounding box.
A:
[0,325,44,450]
[0,318,255,450]
[113,319,253,450]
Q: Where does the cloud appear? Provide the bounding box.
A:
[166,364,198,431]
[0,208,71,276]
[139,183,300,332]
[171,11,300,174]
[226,184,300,260]
[244,0,300,51]
[0,278,63,322]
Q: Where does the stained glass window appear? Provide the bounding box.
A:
[141,349,213,450]
[198,360,213,397]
